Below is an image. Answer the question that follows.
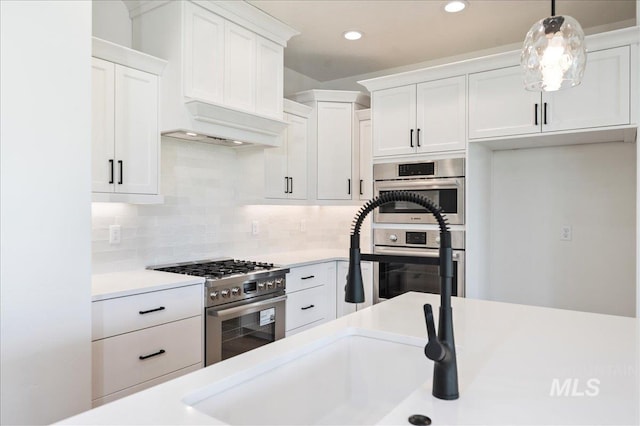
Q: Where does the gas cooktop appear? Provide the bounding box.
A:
[151,258,277,280]
[149,258,290,307]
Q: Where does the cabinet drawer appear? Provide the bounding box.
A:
[92,284,202,340]
[286,263,331,293]
[286,285,326,331]
[92,316,202,399]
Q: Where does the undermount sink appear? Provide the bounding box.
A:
[183,328,431,425]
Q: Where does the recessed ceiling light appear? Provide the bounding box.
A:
[444,0,467,13]
[343,30,363,41]
[185,132,198,137]
[233,140,244,145]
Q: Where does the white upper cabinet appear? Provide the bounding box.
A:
[183,2,224,103]
[372,75,466,158]
[265,101,311,200]
[469,46,631,139]
[256,37,284,118]
[317,101,354,200]
[132,1,297,145]
[290,90,370,202]
[224,21,256,112]
[91,38,166,202]
[543,46,630,132]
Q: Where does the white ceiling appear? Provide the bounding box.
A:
[249,0,636,82]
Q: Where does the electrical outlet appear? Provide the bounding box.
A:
[300,219,307,232]
[109,225,121,245]
[560,225,572,241]
[251,220,259,235]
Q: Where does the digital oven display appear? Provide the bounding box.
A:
[398,162,435,177]
[406,232,427,245]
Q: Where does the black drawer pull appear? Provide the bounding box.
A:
[416,128,421,147]
[139,349,165,360]
[301,304,315,310]
[139,306,165,315]
[543,102,548,125]
[534,103,539,125]
[118,160,123,184]
[410,128,414,147]
[301,275,315,280]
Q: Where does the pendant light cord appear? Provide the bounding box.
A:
[551,0,555,16]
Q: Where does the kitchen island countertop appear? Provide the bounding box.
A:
[61,292,638,425]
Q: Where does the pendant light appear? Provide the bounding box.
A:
[521,0,586,92]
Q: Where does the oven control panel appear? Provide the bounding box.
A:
[207,276,286,305]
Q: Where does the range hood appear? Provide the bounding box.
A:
[161,100,289,147]
[127,0,298,148]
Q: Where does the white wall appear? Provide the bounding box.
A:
[92,138,367,273]
[487,142,636,317]
[0,1,92,424]
[92,0,131,47]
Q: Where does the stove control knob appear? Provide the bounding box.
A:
[389,234,398,242]
[257,282,266,290]
[210,291,219,300]
[275,278,284,288]
[266,280,275,290]
[231,287,241,296]
[220,289,230,298]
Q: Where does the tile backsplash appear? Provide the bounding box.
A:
[92,138,370,274]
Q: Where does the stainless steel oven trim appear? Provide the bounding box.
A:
[373,177,465,225]
[373,158,465,181]
[205,294,286,366]
[372,247,465,303]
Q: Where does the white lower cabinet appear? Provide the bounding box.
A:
[285,262,336,336]
[336,261,373,317]
[91,284,202,407]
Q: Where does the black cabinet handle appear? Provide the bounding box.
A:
[108,159,114,184]
[359,179,363,195]
[301,304,315,310]
[410,128,414,147]
[534,103,539,125]
[139,349,165,360]
[347,178,351,195]
[416,128,421,147]
[301,275,315,280]
[543,102,548,125]
[139,306,165,315]
[284,176,289,194]
[118,160,123,184]
[289,177,293,194]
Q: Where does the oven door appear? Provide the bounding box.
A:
[373,246,465,303]
[205,293,286,366]
[374,178,464,225]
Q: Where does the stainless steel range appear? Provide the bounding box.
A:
[150,259,289,366]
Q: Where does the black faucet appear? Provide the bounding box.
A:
[345,190,459,400]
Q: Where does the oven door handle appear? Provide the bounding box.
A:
[208,294,287,319]
[374,246,459,259]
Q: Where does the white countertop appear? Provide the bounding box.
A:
[242,249,349,268]
[61,293,639,425]
[92,270,204,301]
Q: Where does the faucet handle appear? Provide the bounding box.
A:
[423,304,446,362]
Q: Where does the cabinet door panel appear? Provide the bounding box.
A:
[317,102,352,200]
[183,2,224,103]
[543,46,630,132]
[372,86,416,157]
[91,57,115,193]
[358,118,372,200]
[224,21,256,112]
[416,76,466,153]
[114,65,159,194]
[264,116,288,199]
[256,36,283,119]
[468,66,541,139]
[286,114,308,200]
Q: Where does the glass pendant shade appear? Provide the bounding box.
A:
[521,15,586,91]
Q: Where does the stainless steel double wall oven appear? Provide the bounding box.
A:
[372,158,465,301]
